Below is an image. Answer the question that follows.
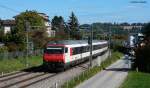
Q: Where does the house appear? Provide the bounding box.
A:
[0,42,4,47]
[0,19,16,34]
[38,13,55,37]
[121,25,143,30]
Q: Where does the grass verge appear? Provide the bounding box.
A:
[62,51,123,88]
[120,71,150,88]
[0,56,42,74]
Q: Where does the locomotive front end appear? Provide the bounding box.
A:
[43,45,67,70]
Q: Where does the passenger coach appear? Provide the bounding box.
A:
[43,40,108,70]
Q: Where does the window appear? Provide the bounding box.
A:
[93,43,108,50]
[72,47,82,55]
[44,46,65,54]
[65,48,68,53]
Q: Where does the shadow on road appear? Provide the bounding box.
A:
[105,67,130,72]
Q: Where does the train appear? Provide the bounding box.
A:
[43,40,108,71]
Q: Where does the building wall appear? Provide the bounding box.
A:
[0,20,15,34]
[38,13,55,37]
[46,27,55,37]
[4,26,11,34]
[121,26,143,30]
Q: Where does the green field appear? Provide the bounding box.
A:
[120,71,150,88]
[0,56,43,74]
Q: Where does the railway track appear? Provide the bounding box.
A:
[0,62,89,88]
[26,63,89,88]
[0,66,44,81]
[0,66,54,88]
[0,71,22,78]
[0,72,31,82]
[0,73,56,88]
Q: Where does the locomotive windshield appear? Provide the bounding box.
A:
[44,46,65,54]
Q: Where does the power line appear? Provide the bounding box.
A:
[0,4,19,13]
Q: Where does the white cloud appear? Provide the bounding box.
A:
[126,5,139,9]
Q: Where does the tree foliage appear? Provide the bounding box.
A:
[143,23,150,38]
[7,10,47,51]
[51,16,67,39]
[80,23,130,40]
[68,12,80,39]
[0,29,4,42]
[0,46,8,53]
[31,29,48,49]
[15,10,45,32]
[134,23,150,72]
[135,44,150,72]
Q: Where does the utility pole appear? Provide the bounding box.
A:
[89,24,93,67]
[25,21,30,67]
[108,25,111,58]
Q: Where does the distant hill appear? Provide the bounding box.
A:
[80,22,145,35]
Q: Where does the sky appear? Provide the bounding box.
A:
[0,0,149,24]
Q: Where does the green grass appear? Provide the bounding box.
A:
[0,56,42,74]
[120,71,150,88]
[62,51,123,88]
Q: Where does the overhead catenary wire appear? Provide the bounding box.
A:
[0,4,20,13]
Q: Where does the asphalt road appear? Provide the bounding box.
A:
[76,56,130,88]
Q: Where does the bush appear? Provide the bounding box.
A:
[0,46,8,53]
[111,40,126,53]
[6,42,19,52]
[135,44,150,72]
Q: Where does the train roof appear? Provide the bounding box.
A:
[47,40,107,45]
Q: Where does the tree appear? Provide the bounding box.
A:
[31,29,48,49]
[51,16,67,39]
[13,10,47,50]
[68,12,80,39]
[0,28,4,42]
[15,10,45,32]
[120,22,130,26]
[143,23,150,38]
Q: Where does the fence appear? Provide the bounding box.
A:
[0,49,43,60]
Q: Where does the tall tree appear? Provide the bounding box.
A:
[51,16,66,39]
[68,12,80,39]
